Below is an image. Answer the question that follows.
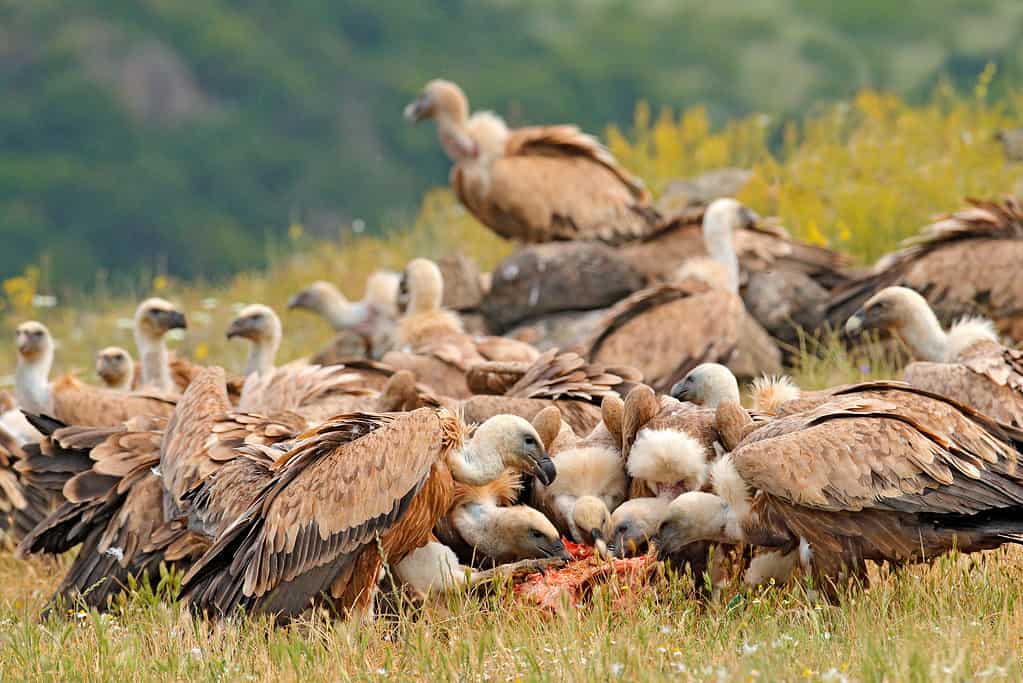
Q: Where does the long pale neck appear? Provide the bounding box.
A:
[320,290,362,330]
[135,330,171,391]
[409,284,442,316]
[15,352,53,415]
[437,113,477,163]
[898,307,948,362]
[447,438,503,486]
[703,221,740,294]
[451,503,497,552]
[246,334,280,377]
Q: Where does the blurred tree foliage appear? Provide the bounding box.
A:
[3,0,1023,288]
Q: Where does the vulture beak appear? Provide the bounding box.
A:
[533,455,557,486]
[547,538,573,562]
[165,310,187,331]
[669,378,692,403]
[593,532,610,560]
[740,206,760,228]
[225,319,248,340]
[403,93,433,123]
[287,292,309,310]
[845,308,866,336]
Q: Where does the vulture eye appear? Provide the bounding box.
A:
[524,435,537,447]
[529,529,543,539]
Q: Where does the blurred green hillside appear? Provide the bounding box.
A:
[4,0,1023,289]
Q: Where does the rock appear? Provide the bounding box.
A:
[655,168,752,215]
[506,309,608,352]
[437,252,484,311]
[482,243,645,332]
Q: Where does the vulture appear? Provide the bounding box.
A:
[0,417,51,543]
[529,403,628,555]
[827,197,1023,342]
[14,321,176,427]
[846,286,1023,425]
[95,347,135,392]
[656,378,1023,596]
[607,497,669,559]
[131,297,188,392]
[289,270,401,360]
[181,407,557,622]
[435,468,570,567]
[226,303,282,378]
[383,258,538,398]
[586,199,781,390]
[404,79,658,244]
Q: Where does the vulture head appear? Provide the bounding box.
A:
[571,494,612,556]
[670,363,740,408]
[654,491,732,561]
[95,346,134,391]
[404,79,469,124]
[608,497,669,558]
[15,321,53,365]
[453,414,556,487]
[135,298,187,341]
[227,304,281,344]
[401,258,445,315]
[455,503,571,564]
[287,281,347,315]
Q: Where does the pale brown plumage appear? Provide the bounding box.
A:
[182,409,556,622]
[828,197,1023,341]
[95,347,135,391]
[846,286,1023,425]
[405,80,657,244]
[657,381,1023,596]
[0,421,52,543]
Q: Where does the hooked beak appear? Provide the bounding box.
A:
[548,538,573,562]
[533,455,557,486]
[669,380,691,403]
[845,309,865,336]
[287,292,309,310]
[403,95,430,123]
[593,532,610,560]
[225,319,248,340]
[166,310,187,331]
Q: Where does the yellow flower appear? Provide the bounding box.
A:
[289,222,304,241]
[193,342,209,361]
[152,274,168,292]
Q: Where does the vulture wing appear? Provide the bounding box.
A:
[182,409,447,620]
[50,376,176,427]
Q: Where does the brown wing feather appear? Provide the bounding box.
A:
[50,375,176,427]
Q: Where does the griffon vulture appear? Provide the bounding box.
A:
[132,298,188,392]
[404,79,657,244]
[828,197,1023,342]
[845,286,1023,426]
[656,381,1023,596]
[95,347,135,392]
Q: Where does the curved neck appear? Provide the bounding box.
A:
[447,436,503,486]
[703,217,740,294]
[409,282,442,316]
[135,329,171,391]
[318,288,361,330]
[15,351,53,415]
[896,307,948,362]
[245,333,280,377]
[452,503,499,554]
[436,112,477,163]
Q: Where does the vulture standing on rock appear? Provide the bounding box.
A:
[14,321,176,427]
[404,79,659,244]
[586,198,781,390]
[846,286,1023,425]
[181,405,557,622]
[828,197,1023,342]
[656,372,1023,597]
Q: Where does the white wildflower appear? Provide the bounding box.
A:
[820,668,847,683]
[32,294,58,308]
[190,647,203,661]
[610,662,624,677]
[353,219,366,234]
[741,642,759,655]
[201,297,219,310]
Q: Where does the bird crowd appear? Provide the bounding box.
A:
[2,79,1023,624]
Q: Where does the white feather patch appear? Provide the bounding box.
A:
[750,375,801,414]
[628,429,708,489]
[744,549,800,587]
[946,316,999,360]
[709,455,751,523]
[394,542,463,597]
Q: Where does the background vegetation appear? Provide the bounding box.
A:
[5,0,1023,288]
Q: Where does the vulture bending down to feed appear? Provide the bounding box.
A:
[95,347,135,392]
[586,199,781,390]
[846,286,1023,425]
[181,407,557,622]
[656,378,1023,596]
[14,321,176,427]
[288,271,401,360]
[404,79,658,244]
[383,258,537,398]
[828,197,1023,342]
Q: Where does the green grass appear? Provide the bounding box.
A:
[2,545,1023,681]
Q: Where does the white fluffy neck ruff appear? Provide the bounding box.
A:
[628,428,708,491]
[448,427,505,486]
[709,455,751,541]
[750,375,801,414]
[15,348,54,416]
[702,205,741,294]
[945,317,999,360]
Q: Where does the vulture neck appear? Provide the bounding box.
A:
[135,329,172,391]
[408,277,443,317]
[452,502,501,556]
[447,435,505,486]
[436,110,478,163]
[15,350,53,416]
[317,287,365,331]
[245,332,281,378]
[702,213,741,294]
[897,304,950,362]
